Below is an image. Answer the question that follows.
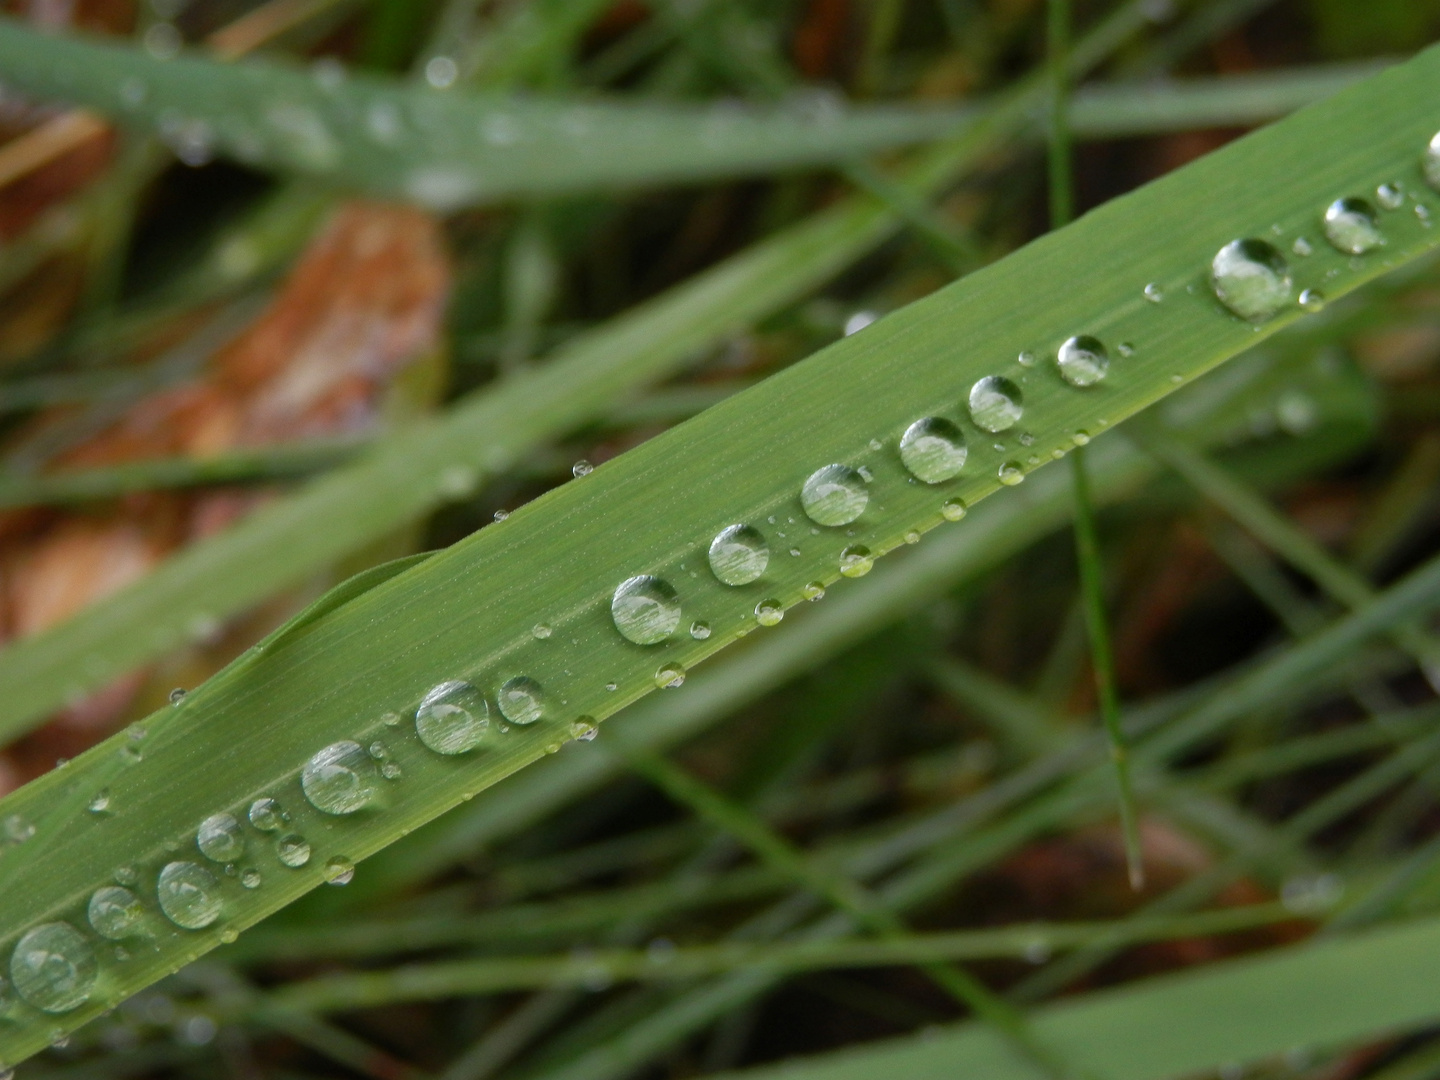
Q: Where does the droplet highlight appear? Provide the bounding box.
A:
[708,524,769,585]
[968,376,1024,432]
[800,465,868,526]
[196,814,245,864]
[9,923,96,1013]
[899,417,967,483]
[611,575,682,645]
[498,676,544,725]
[416,681,490,754]
[1056,336,1110,387]
[301,741,378,816]
[1323,197,1383,255]
[156,862,222,930]
[1211,238,1292,322]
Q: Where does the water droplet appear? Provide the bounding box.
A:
[755,599,784,626]
[4,814,34,844]
[708,524,769,585]
[655,664,685,689]
[1143,282,1164,303]
[247,798,288,832]
[1292,236,1313,256]
[87,887,143,940]
[605,681,618,692]
[196,814,245,863]
[1425,132,1440,192]
[801,464,868,525]
[1418,203,1433,226]
[570,717,598,741]
[1323,197,1383,255]
[1377,183,1405,210]
[416,681,490,754]
[904,530,921,545]
[899,417,967,483]
[498,677,544,725]
[87,789,111,815]
[277,835,311,868]
[169,688,187,705]
[240,869,262,889]
[425,55,459,89]
[999,462,1026,486]
[572,459,594,478]
[156,862,222,930]
[381,762,403,780]
[323,856,355,886]
[532,623,552,640]
[1073,431,1091,446]
[940,497,967,522]
[967,376,1024,432]
[9,923,95,1013]
[1056,336,1110,387]
[690,621,711,640]
[1017,350,1037,367]
[1117,342,1134,358]
[114,865,138,887]
[301,741,378,815]
[1276,390,1319,435]
[843,311,877,335]
[1211,239,1292,321]
[493,509,510,522]
[611,576,682,644]
[803,581,826,601]
[1298,288,1325,313]
[839,545,873,578]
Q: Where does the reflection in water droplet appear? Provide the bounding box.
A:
[1211,239,1291,321]
[1292,236,1313,256]
[942,498,967,521]
[1377,183,1404,210]
[571,717,599,741]
[301,741,378,815]
[690,621,711,640]
[1323,197,1384,255]
[533,623,552,640]
[755,599,784,626]
[1143,282,1164,303]
[839,545,874,578]
[968,376,1024,432]
[800,465,868,526]
[655,664,685,689]
[247,798,287,832]
[611,576,681,644]
[1298,289,1325,313]
[498,677,544,724]
[1017,350,1036,367]
[157,862,222,930]
[1056,336,1110,387]
[87,789,111,814]
[9,923,96,1013]
[88,887,143,940]
[803,581,826,601]
[572,460,593,478]
[999,462,1026,486]
[899,417,967,483]
[708,524,769,585]
[196,814,245,863]
[241,869,262,889]
[416,681,490,754]
[323,857,355,886]
[277,835,311,868]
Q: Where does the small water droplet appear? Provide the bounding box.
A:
[1143,282,1164,303]
[157,862,222,930]
[843,310,877,335]
[240,869,262,889]
[169,688,187,705]
[1211,239,1292,321]
[690,621,711,640]
[800,465,869,526]
[493,509,510,522]
[755,599,784,626]
[899,417,967,483]
[655,664,685,689]
[803,581,826,601]
[1298,288,1325,313]
[968,376,1024,432]
[611,575,682,644]
[904,530,921,545]
[1323,197,1384,255]
[381,761,403,779]
[1292,236,1313,256]
[708,524,769,585]
[605,681,618,692]
[1424,132,1440,191]
[425,55,459,88]
[1056,336,1109,387]
[114,865,138,887]
[88,887,143,940]
[532,623,552,640]
[4,814,34,844]
[498,676,544,724]
[9,924,95,1013]
[839,545,874,577]
[1117,342,1134,358]
[1073,431,1091,446]
[416,681,490,754]
[323,856,355,886]
[1417,203,1433,226]
[87,789,111,815]
[247,798,288,833]
[196,814,245,863]
[942,497,967,521]
[301,741,378,816]
[572,459,594,478]
[1377,183,1405,210]
[277,835,311,868]
[570,717,599,741]
[998,462,1026,486]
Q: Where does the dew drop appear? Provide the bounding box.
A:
[1211,239,1292,321]
[196,814,245,863]
[999,462,1026,486]
[4,814,34,844]
[1056,335,1110,387]
[801,465,868,526]
[755,599,784,626]
[843,310,877,335]
[708,524,769,585]
[571,717,599,741]
[1276,390,1319,435]
[1073,431,1091,446]
[1292,236,1313,257]
[839,545,874,578]
[1298,288,1325,313]
[690,621,711,640]
[114,865,138,887]
[899,417,967,483]
[572,459,594,478]
[493,509,510,522]
[240,869,262,889]
[605,681,618,692]
[498,676,544,725]
[301,741,378,816]
[1418,203,1433,227]
[381,762,403,780]
[655,664,685,689]
[1377,183,1404,210]
[967,376,1024,432]
[425,55,459,89]
[942,497,967,521]
[904,530,921,545]
[1323,197,1384,255]
[277,835,311,868]
[1017,350,1037,367]
[323,856,355,886]
[87,887,143,940]
[9,923,96,1013]
[156,862,222,930]
[169,688,187,705]
[247,798,288,833]
[416,681,490,754]
[1143,282,1164,303]
[1117,342,1134,358]
[87,789,111,815]
[1424,132,1440,191]
[532,623,552,640]
[611,575,682,644]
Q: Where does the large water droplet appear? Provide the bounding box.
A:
[196,814,245,863]
[708,524,769,585]
[968,377,1023,432]
[839,545,874,578]
[498,677,544,725]
[9,923,96,1013]
[301,741,378,816]
[323,856,355,886]
[611,576,681,645]
[247,798,287,832]
[1211,239,1292,321]
[277,835,311,868]
[1323,197,1384,255]
[800,465,868,526]
[755,599,784,626]
[416,681,490,754]
[87,887,142,940]
[1056,336,1109,387]
[899,418,967,483]
[156,862,222,930]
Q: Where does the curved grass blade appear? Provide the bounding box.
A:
[2,40,1439,1066]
